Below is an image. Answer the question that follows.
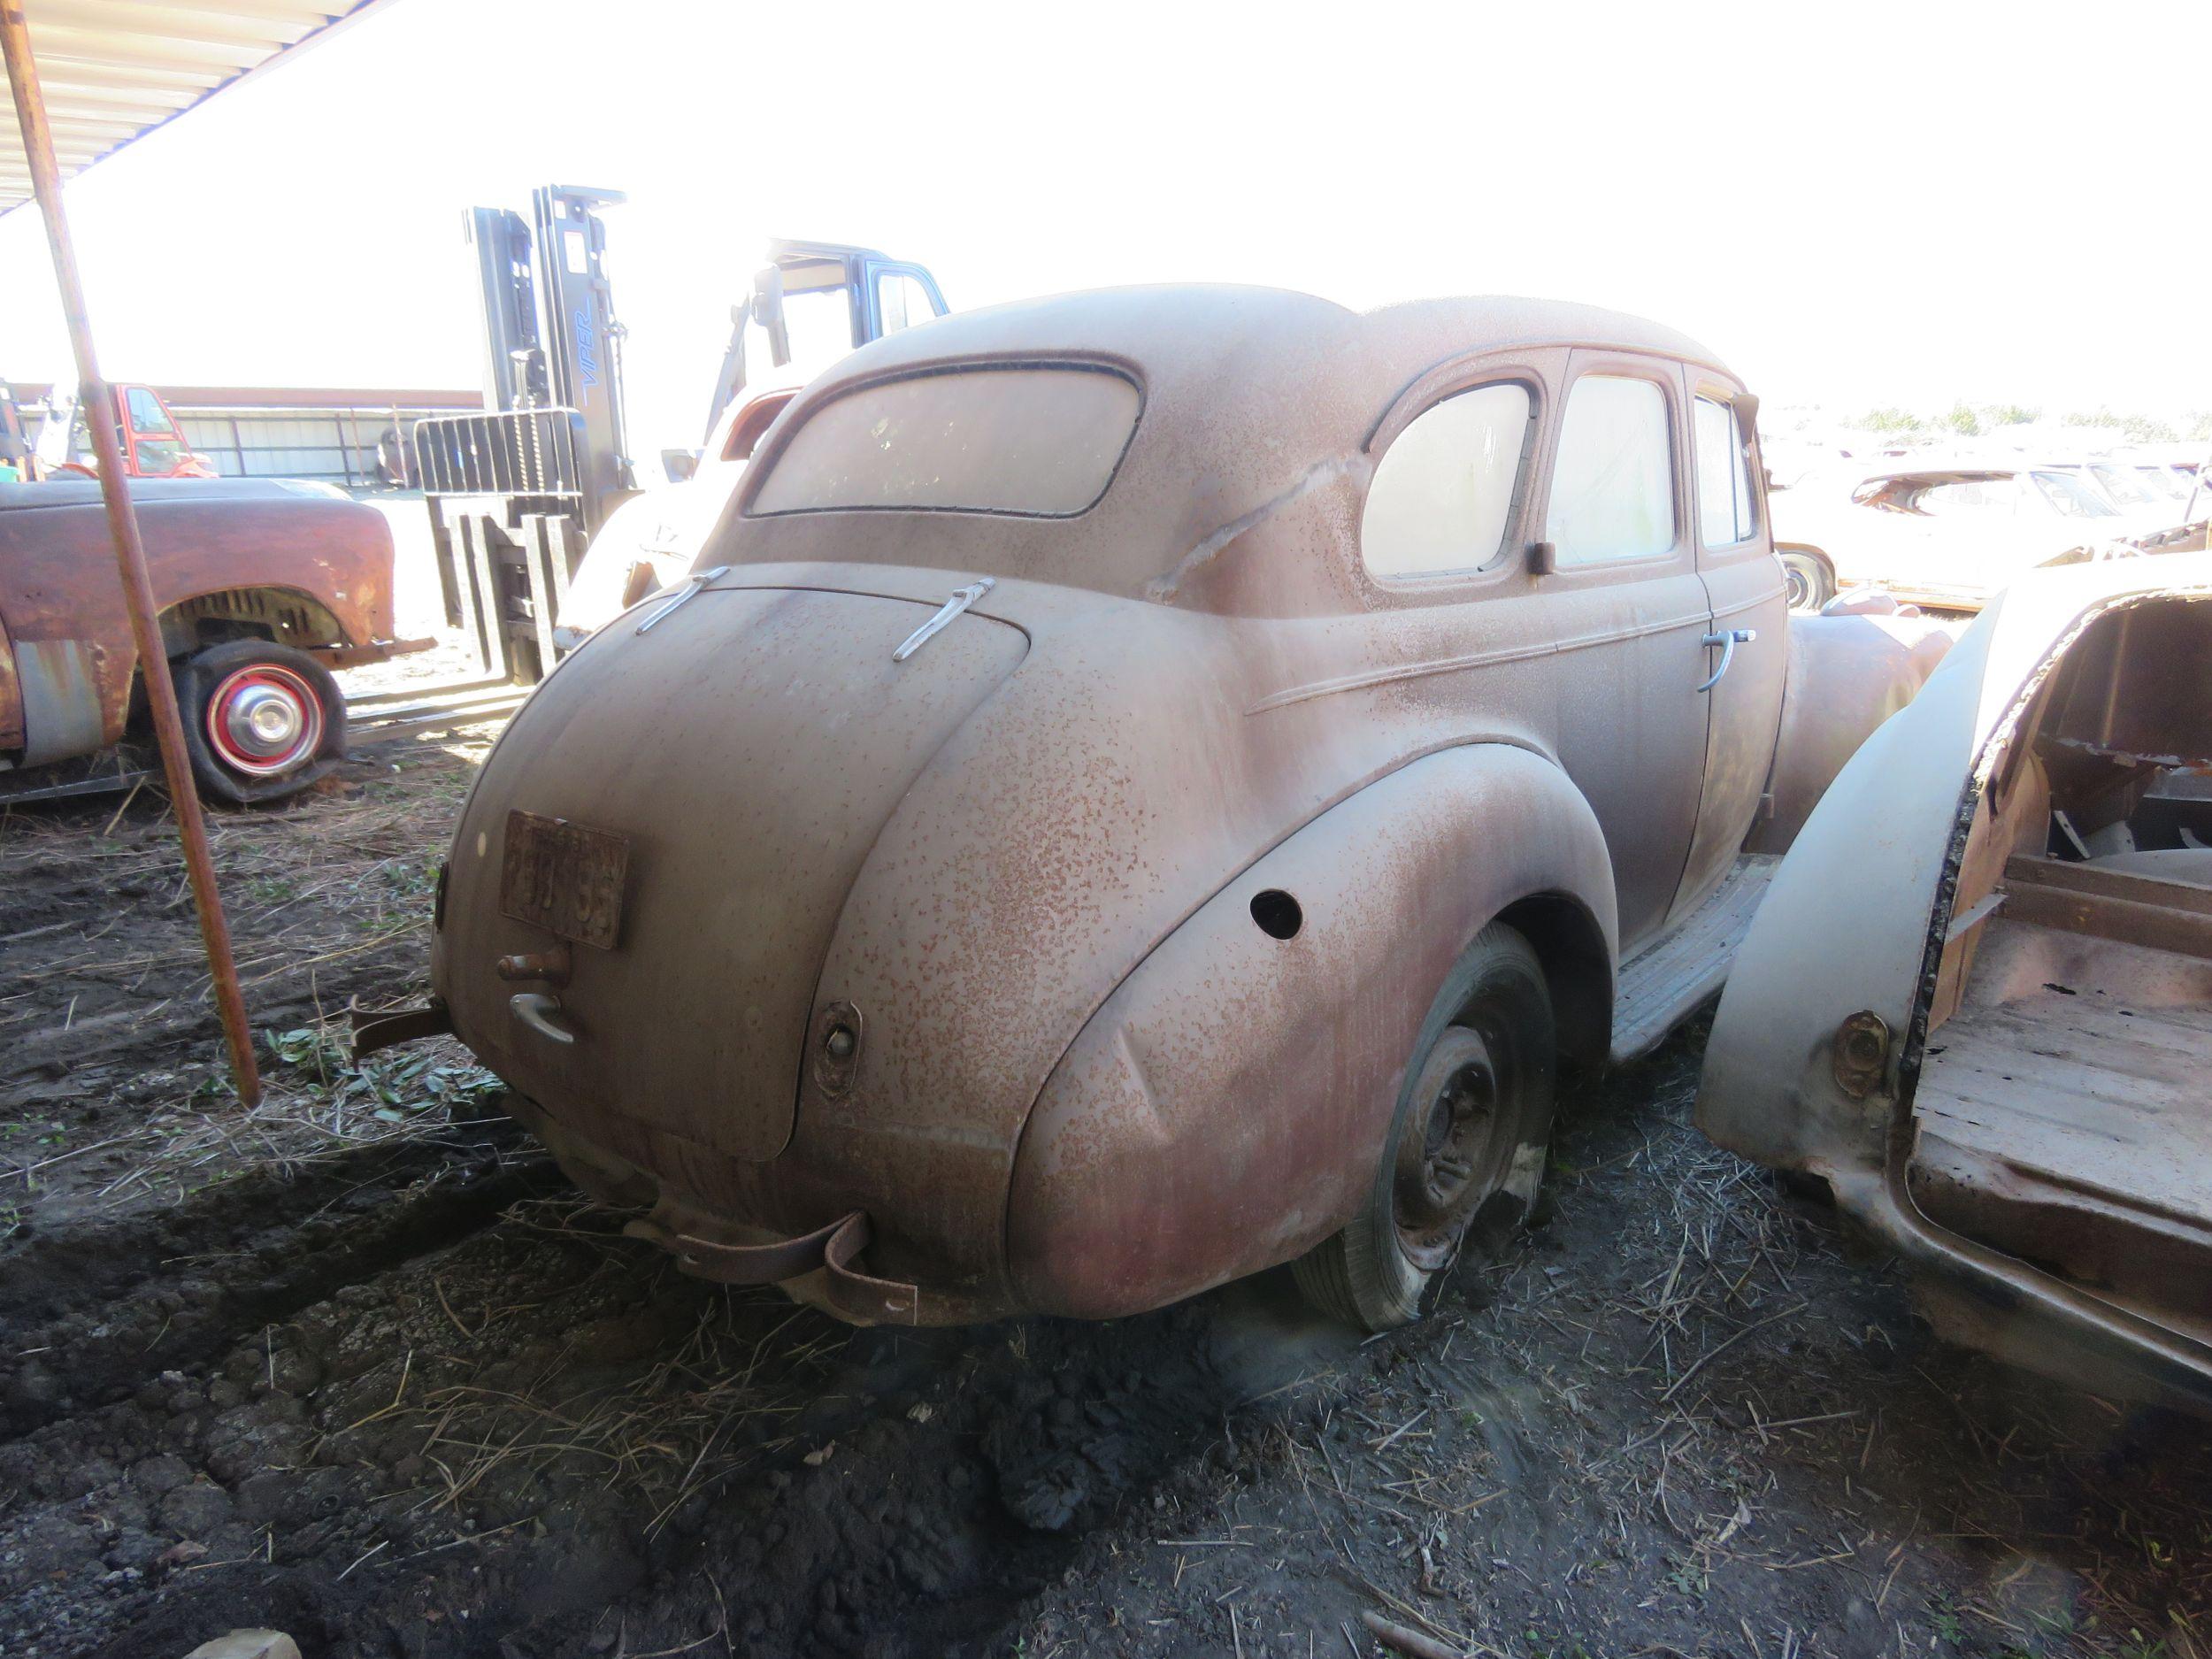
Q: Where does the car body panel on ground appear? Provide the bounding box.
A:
[1698,553,2212,1412]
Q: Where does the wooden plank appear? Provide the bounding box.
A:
[1918,984,2212,1229]
[2005,853,2212,917]
[2001,881,2212,962]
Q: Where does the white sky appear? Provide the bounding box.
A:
[3,0,2208,463]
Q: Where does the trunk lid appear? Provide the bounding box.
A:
[436,581,1027,1162]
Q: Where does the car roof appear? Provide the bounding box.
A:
[817,283,1734,401]
[730,285,1740,603]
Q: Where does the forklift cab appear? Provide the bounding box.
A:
[695,240,949,465]
[570,242,949,647]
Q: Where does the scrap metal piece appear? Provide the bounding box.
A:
[350,1002,454,1060]
[892,578,995,662]
[824,1210,919,1325]
[628,1211,849,1284]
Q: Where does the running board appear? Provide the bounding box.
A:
[1609,854,1778,1064]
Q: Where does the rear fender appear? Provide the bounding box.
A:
[1004,743,1617,1319]
[1754,613,1955,853]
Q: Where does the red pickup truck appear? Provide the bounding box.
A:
[0,476,424,802]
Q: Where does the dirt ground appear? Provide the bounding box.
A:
[3,554,2210,1657]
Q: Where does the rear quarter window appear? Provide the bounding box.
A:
[748,365,1141,518]
[1361,382,1534,579]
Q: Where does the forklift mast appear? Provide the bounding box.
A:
[414,185,635,685]
[463,206,548,413]
[533,185,634,513]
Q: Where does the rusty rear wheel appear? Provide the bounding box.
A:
[1294,924,1555,1331]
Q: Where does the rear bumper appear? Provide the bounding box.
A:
[498,1088,1005,1327]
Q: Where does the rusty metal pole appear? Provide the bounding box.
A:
[2,2,261,1105]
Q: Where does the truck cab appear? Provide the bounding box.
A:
[18,380,218,480]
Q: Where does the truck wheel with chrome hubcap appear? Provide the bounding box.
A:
[1294,924,1555,1330]
[180,641,346,803]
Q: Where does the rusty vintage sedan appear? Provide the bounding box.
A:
[411,288,1941,1328]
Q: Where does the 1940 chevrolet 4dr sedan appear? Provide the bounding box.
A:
[411,288,1948,1329]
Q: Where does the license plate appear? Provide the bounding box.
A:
[500,810,630,949]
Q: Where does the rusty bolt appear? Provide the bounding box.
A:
[825,1025,857,1061]
[1831,1010,1891,1101]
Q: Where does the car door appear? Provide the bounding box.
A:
[1538,351,1713,954]
[1672,379,1787,922]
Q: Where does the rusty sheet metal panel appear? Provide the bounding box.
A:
[12,637,104,765]
[434,584,1030,1164]
[0,479,396,754]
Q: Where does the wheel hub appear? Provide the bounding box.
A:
[1394,1025,1517,1266]
[205,664,322,777]
[226,684,303,757]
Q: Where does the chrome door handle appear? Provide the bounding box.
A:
[635,565,730,634]
[510,991,577,1045]
[892,578,995,662]
[1697,628,1755,693]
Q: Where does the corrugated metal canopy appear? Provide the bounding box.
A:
[2,0,392,214]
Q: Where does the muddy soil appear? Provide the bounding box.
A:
[3,744,2208,1659]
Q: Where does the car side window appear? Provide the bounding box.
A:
[1916,480,2008,517]
[1359,382,1533,579]
[1545,375,1675,564]
[1693,396,1758,546]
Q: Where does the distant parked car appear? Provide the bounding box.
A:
[1770,461,2143,611]
[2085,457,2208,525]
[0,477,426,802]
[404,286,1949,1332]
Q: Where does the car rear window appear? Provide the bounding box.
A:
[748,365,1141,518]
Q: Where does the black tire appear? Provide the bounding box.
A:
[177,640,347,804]
[1778,548,1835,613]
[1294,924,1556,1330]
